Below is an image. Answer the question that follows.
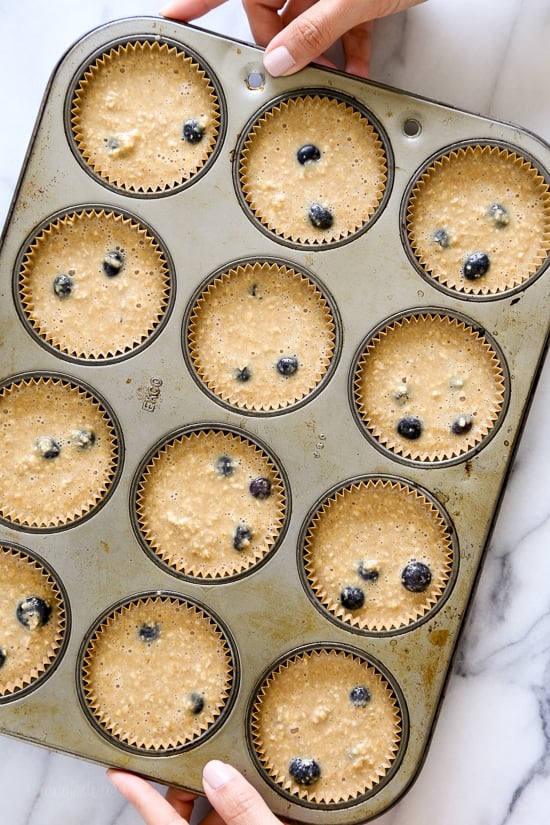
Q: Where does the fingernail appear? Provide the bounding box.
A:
[203,760,234,790]
[263,45,296,77]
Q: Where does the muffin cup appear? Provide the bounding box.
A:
[0,373,121,530]
[0,544,68,701]
[17,207,172,361]
[186,259,338,412]
[249,645,405,806]
[70,38,223,194]
[237,91,390,247]
[79,592,237,753]
[302,476,456,633]
[133,425,288,580]
[404,142,550,297]
[352,310,508,463]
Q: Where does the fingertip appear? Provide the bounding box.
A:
[263,45,297,77]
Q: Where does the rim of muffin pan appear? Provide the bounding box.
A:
[77,590,239,755]
[233,89,394,250]
[130,423,290,583]
[183,256,343,416]
[14,204,175,364]
[65,35,227,197]
[246,642,408,809]
[0,542,71,704]
[0,371,123,532]
[400,139,550,300]
[350,306,510,467]
[298,474,458,637]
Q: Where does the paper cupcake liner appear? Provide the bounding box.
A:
[406,144,550,295]
[135,428,287,579]
[238,94,387,245]
[18,208,171,360]
[250,647,402,804]
[0,546,67,698]
[187,261,336,411]
[80,594,234,751]
[354,313,506,462]
[0,376,120,528]
[303,478,454,632]
[71,40,221,193]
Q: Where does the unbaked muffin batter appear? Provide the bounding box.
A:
[240,94,387,244]
[303,478,454,631]
[188,261,336,410]
[136,428,286,578]
[81,595,233,750]
[0,546,65,697]
[0,377,118,528]
[19,209,170,359]
[354,313,506,461]
[252,648,401,804]
[72,40,220,191]
[407,145,550,294]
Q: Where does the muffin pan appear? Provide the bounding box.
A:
[0,16,549,824]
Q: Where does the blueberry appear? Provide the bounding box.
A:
[182,119,204,144]
[288,757,321,786]
[235,366,251,382]
[0,648,6,668]
[35,435,61,459]
[451,414,473,435]
[276,356,298,376]
[103,251,124,277]
[463,252,490,280]
[297,144,321,165]
[16,596,51,630]
[308,203,333,230]
[357,560,379,582]
[72,428,96,449]
[249,477,271,499]
[488,202,509,227]
[216,455,235,476]
[53,273,74,298]
[188,691,205,714]
[233,524,253,550]
[433,228,450,248]
[105,136,121,152]
[138,623,160,642]
[340,585,365,610]
[349,685,372,707]
[401,560,432,593]
[397,416,423,440]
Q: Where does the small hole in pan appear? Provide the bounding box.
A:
[403,117,422,138]
[246,70,265,90]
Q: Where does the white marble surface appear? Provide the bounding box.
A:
[0,1,549,823]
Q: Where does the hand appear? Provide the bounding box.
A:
[160,0,426,78]
[108,760,284,825]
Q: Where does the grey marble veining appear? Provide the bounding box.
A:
[0,1,549,823]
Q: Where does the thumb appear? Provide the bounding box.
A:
[263,0,424,77]
[202,760,282,825]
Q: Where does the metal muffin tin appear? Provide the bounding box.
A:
[1,15,549,824]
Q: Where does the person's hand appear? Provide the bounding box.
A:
[108,760,284,825]
[160,0,425,78]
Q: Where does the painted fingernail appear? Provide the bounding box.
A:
[203,760,234,790]
[263,45,296,77]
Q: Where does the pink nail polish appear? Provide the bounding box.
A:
[264,46,296,77]
[203,760,233,790]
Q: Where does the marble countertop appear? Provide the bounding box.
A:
[0,1,549,823]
